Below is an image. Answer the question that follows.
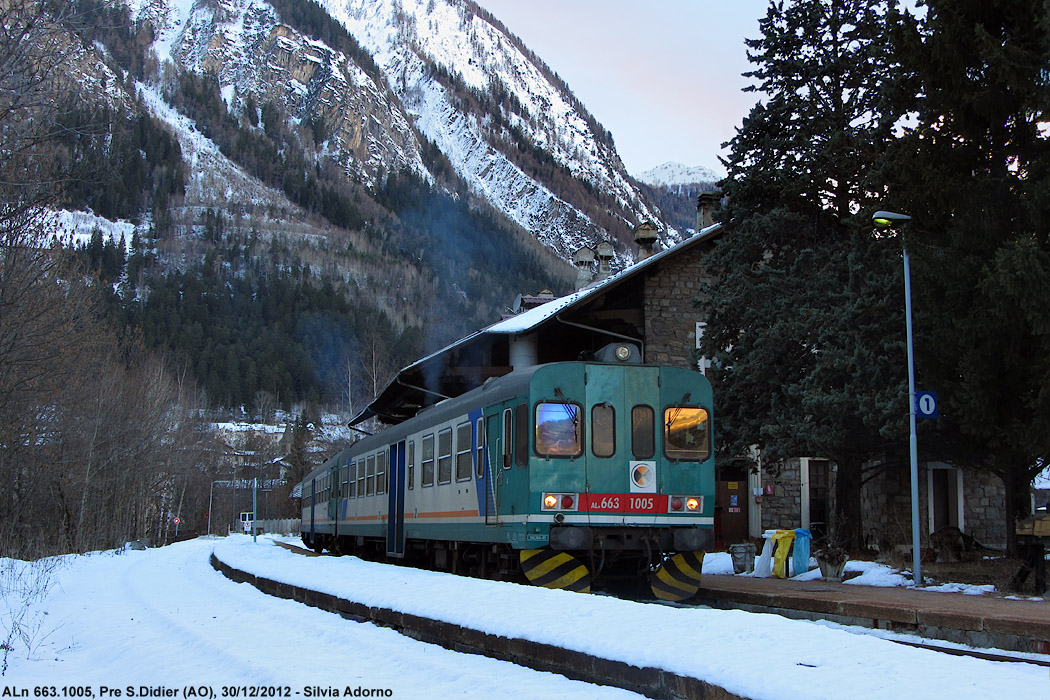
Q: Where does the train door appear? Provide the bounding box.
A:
[585,365,661,506]
[484,412,500,525]
[386,440,406,557]
[471,411,495,523]
[489,401,529,526]
[309,478,316,537]
[328,464,340,538]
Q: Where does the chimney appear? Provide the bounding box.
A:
[573,246,595,290]
[697,191,719,229]
[595,241,615,282]
[633,221,659,261]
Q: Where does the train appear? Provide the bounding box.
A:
[299,342,715,600]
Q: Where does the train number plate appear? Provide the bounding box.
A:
[580,494,669,513]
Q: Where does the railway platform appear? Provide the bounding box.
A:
[694,573,1050,656]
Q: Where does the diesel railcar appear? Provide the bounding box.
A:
[300,346,715,600]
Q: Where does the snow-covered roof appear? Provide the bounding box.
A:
[487,221,723,335]
[351,223,723,426]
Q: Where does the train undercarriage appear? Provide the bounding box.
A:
[301,525,712,601]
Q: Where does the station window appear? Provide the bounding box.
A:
[664,406,711,461]
[456,422,473,481]
[535,401,582,458]
[366,454,376,496]
[591,403,615,458]
[376,449,387,495]
[407,441,415,490]
[631,406,655,459]
[438,427,453,484]
[422,434,435,487]
[475,418,485,478]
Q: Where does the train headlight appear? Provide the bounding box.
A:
[615,344,632,361]
[686,497,701,512]
[543,493,578,511]
[670,496,683,512]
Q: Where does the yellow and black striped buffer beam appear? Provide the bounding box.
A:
[650,551,705,602]
[520,549,591,593]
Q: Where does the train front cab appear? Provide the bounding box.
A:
[491,362,715,599]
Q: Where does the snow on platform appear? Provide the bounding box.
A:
[213,537,1045,700]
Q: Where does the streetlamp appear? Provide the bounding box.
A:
[872,210,922,586]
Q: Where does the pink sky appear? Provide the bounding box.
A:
[471,0,766,176]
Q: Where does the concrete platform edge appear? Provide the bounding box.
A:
[694,583,1050,655]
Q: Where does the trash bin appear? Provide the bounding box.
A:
[754,529,778,577]
[771,529,796,578]
[792,528,812,577]
[728,542,756,574]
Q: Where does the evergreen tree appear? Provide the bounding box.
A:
[886,0,1050,553]
[701,0,910,550]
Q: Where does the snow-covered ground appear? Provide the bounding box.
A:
[3,536,1046,699]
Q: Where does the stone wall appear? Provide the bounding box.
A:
[861,463,1007,551]
[758,459,803,532]
[860,462,918,551]
[643,246,710,369]
[965,469,1006,547]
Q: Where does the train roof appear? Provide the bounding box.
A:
[351,223,724,427]
[304,363,546,484]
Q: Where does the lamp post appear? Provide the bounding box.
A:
[873,210,922,586]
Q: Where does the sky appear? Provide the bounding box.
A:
[471,0,769,177]
[5,535,1043,699]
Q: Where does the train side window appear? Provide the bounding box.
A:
[502,409,513,469]
[356,458,365,497]
[631,405,655,459]
[422,434,435,487]
[515,402,529,466]
[456,422,472,481]
[407,440,415,490]
[535,402,582,458]
[664,406,711,461]
[475,418,485,478]
[341,465,349,499]
[438,427,453,484]
[366,454,376,496]
[377,449,387,495]
[349,461,357,498]
[591,403,615,458]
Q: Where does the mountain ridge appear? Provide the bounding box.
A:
[636,161,721,188]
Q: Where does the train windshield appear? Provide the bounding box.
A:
[535,402,582,457]
[664,406,711,461]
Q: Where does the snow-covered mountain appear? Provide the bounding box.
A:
[123,0,674,262]
[636,161,721,188]
[325,0,669,255]
[632,162,720,237]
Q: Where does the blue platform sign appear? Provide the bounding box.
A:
[915,391,938,419]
